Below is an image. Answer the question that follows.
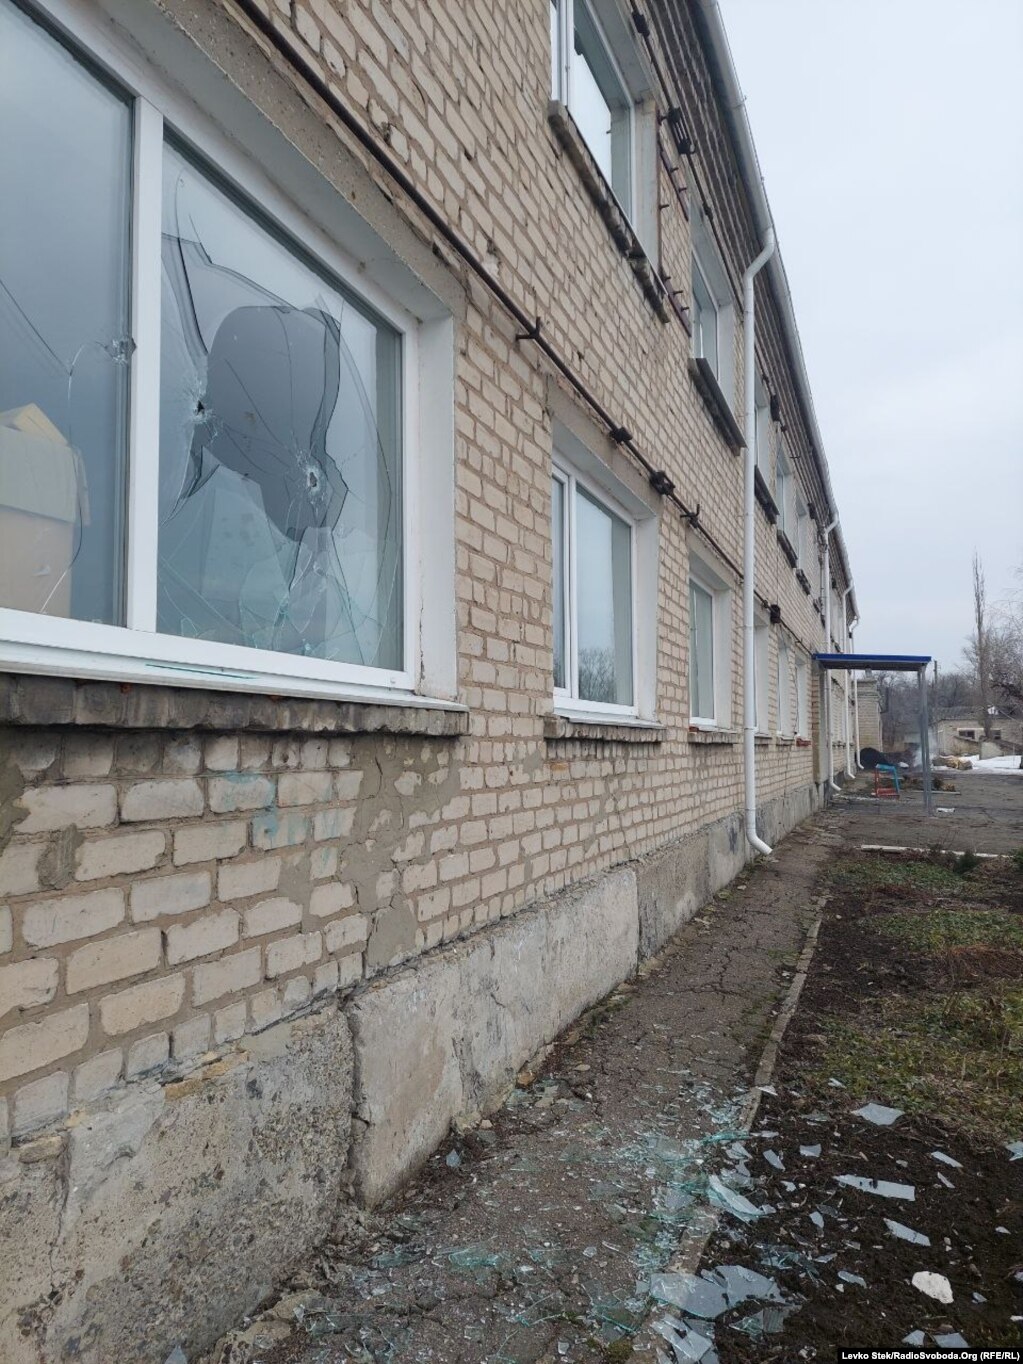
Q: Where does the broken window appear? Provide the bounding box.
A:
[0,1,418,690]
[0,0,132,624]
[158,142,402,667]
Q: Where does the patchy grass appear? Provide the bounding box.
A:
[828,856,965,894]
[874,907,1023,953]
[809,987,1023,1141]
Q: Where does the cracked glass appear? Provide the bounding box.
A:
[158,140,403,668]
[0,0,132,623]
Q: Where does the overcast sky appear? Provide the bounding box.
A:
[719,0,1023,671]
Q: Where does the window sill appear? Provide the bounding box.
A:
[754,732,771,746]
[775,734,796,745]
[796,569,811,595]
[688,358,745,451]
[776,527,799,569]
[544,713,664,744]
[548,101,668,322]
[754,467,779,523]
[0,672,469,737]
[688,725,739,745]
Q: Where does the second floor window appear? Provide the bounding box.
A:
[551,0,634,216]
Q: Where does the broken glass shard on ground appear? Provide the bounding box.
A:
[930,1151,962,1169]
[903,1331,927,1346]
[649,1273,727,1320]
[799,1145,821,1158]
[884,1218,930,1247]
[837,1271,866,1287]
[934,1333,969,1349]
[852,1103,904,1126]
[911,1271,953,1303]
[835,1175,914,1201]
[730,1305,794,1338]
[652,1317,718,1363]
[706,1174,765,1222]
[763,1150,784,1170]
[1006,1140,1023,1160]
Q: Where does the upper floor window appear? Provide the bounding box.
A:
[754,615,770,733]
[776,440,793,537]
[690,204,735,401]
[754,379,772,478]
[550,0,656,252]
[0,0,455,702]
[795,495,811,573]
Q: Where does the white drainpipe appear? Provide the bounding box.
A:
[842,587,854,777]
[850,619,861,767]
[822,519,840,793]
[742,227,776,857]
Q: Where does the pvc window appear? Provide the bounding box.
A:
[795,496,810,571]
[552,463,636,715]
[690,203,735,400]
[777,640,793,737]
[550,0,658,253]
[754,378,771,477]
[688,557,731,728]
[776,441,793,537]
[0,0,454,703]
[754,616,770,733]
[795,657,809,738]
[692,254,719,376]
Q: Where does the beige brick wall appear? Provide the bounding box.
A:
[0,0,854,1136]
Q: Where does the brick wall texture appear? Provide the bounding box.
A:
[0,0,856,1140]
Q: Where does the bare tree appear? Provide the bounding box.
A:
[964,552,992,738]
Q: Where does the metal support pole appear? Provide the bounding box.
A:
[918,665,933,815]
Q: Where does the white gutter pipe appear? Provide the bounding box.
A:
[850,619,862,767]
[742,227,776,858]
[822,519,840,793]
[842,587,854,777]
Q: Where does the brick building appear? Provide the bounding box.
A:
[0,0,857,1356]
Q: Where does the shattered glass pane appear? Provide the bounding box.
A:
[0,0,131,623]
[883,1218,930,1247]
[835,1175,914,1201]
[159,140,402,667]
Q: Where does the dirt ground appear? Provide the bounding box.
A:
[206,776,1023,1364]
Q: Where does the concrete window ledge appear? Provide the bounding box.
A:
[754,733,771,746]
[0,673,469,738]
[775,735,797,746]
[688,357,746,451]
[548,102,669,322]
[544,714,664,744]
[688,726,739,745]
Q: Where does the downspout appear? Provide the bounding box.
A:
[822,519,840,793]
[850,620,862,767]
[742,227,776,857]
[842,587,854,777]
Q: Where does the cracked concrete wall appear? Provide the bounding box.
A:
[0,1008,353,1364]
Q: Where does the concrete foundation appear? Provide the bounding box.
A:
[0,1010,354,1364]
[0,784,818,1359]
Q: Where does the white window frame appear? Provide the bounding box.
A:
[690,204,735,401]
[795,655,809,738]
[776,440,793,538]
[688,555,732,730]
[754,378,772,479]
[552,457,638,720]
[795,494,810,573]
[550,0,657,256]
[776,639,792,738]
[0,0,456,706]
[754,614,770,734]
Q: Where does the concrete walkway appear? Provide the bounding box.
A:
[220,817,838,1364]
